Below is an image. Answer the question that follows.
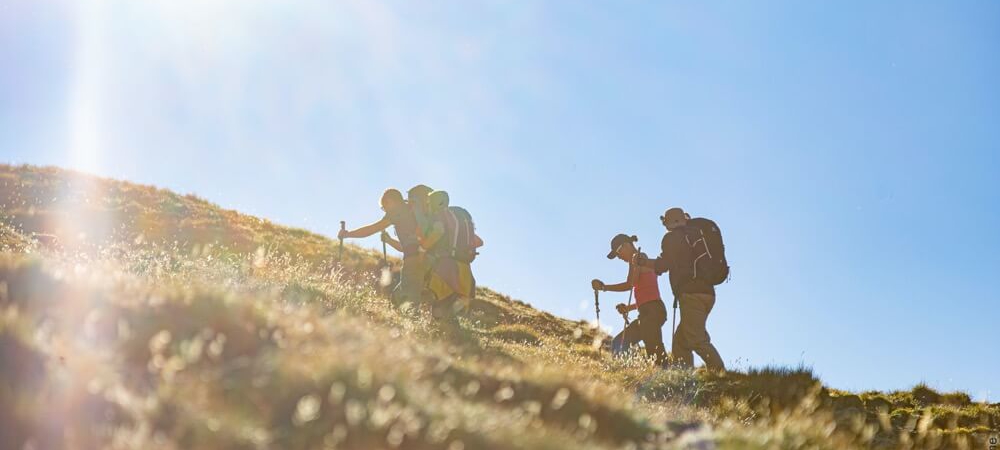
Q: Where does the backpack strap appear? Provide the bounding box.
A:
[685,225,711,280]
[447,208,460,258]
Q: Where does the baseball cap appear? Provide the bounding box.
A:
[407,184,433,198]
[607,234,636,259]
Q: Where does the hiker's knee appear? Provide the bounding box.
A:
[671,331,688,350]
[640,325,663,345]
[680,324,708,346]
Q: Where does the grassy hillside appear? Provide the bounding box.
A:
[1,164,996,449]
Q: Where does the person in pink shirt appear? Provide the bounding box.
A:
[592,234,667,366]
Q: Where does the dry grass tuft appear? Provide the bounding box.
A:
[489,324,542,345]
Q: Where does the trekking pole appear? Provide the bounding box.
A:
[621,277,633,327]
[622,246,640,328]
[380,232,388,266]
[338,221,346,262]
[593,289,600,328]
[593,288,604,355]
[672,297,678,337]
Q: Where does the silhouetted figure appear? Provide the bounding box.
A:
[339,189,423,306]
[644,207,726,371]
[592,234,668,366]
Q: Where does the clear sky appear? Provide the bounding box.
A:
[2,0,998,399]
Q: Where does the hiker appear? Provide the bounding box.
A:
[407,184,434,239]
[386,190,481,318]
[426,191,479,314]
[338,189,424,306]
[639,207,726,371]
[592,234,667,365]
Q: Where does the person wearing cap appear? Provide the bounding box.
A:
[381,189,445,255]
[591,234,668,366]
[421,190,477,319]
[339,188,425,306]
[640,207,725,371]
[407,184,434,239]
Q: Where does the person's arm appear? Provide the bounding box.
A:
[602,279,632,293]
[594,264,637,293]
[642,236,671,275]
[616,302,639,314]
[420,221,446,250]
[601,282,631,293]
[341,215,391,239]
[635,251,664,272]
[613,265,649,314]
[654,257,669,274]
[381,231,403,252]
[635,253,656,269]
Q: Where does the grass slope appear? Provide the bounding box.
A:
[1,164,996,450]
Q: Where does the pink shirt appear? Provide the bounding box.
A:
[633,268,661,306]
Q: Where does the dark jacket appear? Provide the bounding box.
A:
[654,227,715,296]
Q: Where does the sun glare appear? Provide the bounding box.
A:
[68,0,106,174]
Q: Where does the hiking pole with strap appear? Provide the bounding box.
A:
[338,221,346,263]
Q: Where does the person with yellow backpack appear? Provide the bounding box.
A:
[427,191,481,315]
[407,184,434,239]
[377,188,482,318]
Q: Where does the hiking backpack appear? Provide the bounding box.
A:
[446,206,480,263]
[684,217,730,285]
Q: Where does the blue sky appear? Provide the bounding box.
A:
[2,0,998,399]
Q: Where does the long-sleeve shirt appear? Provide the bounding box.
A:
[654,229,715,296]
[385,204,420,257]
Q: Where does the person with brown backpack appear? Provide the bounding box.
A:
[638,207,727,371]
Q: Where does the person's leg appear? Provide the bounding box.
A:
[418,254,436,303]
[431,294,459,323]
[619,320,642,354]
[671,296,695,368]
[456,260,475,313]
[637,301,667,366]
[392,255,425,306]
[426,263,455,308]
[678,293,725,371]
[390,260,407,305]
